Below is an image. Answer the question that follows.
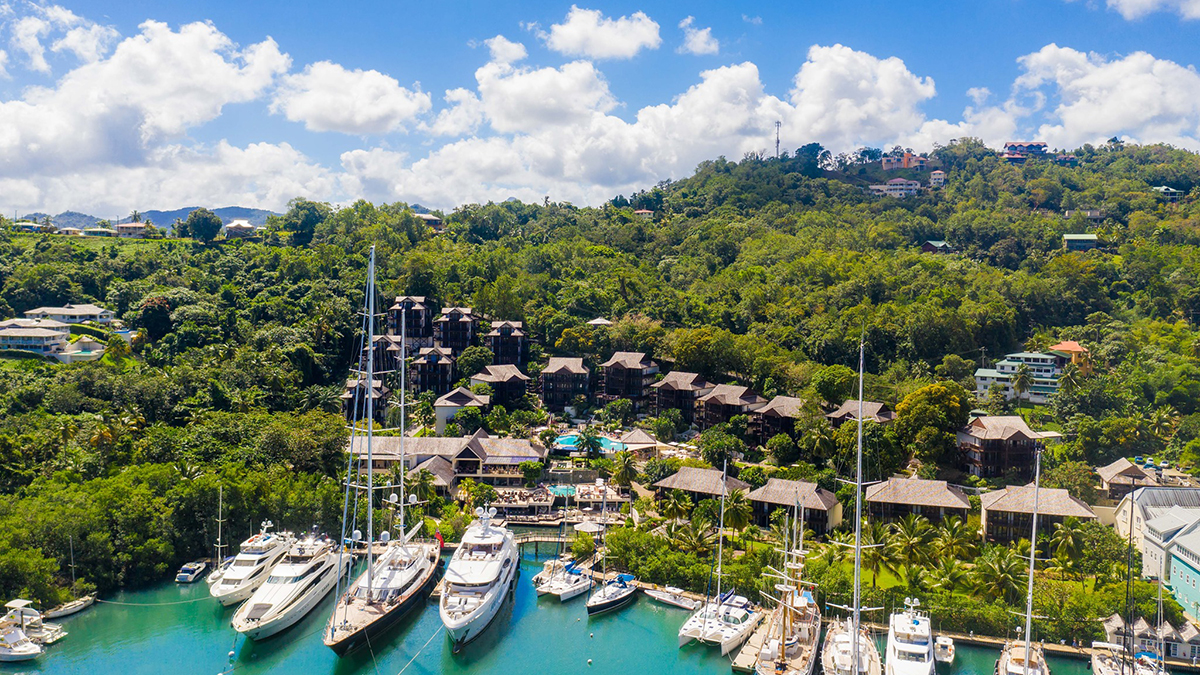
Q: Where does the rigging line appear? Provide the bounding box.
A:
[364,624,381,675]
[395,625,444,675]
[93,596,213,606]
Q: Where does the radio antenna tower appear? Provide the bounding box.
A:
[775,121,781,158]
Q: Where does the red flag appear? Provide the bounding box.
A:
[434,528,444,549]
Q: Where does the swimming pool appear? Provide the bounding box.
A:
[554,434,626,452]
[548,485,576,497]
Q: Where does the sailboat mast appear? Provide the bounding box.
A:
[716,459,728,605]
[68,533,76,590]
[1022,448,1042,675]
[399,300,407,550]
[852,340,865,673]
[215,485,225,562]
[365,246,377,594]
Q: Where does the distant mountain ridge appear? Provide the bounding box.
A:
[18,206,278,229]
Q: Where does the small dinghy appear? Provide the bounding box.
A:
[643,586,698,610]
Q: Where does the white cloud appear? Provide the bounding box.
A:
[484,35,527,65]
[11,16,51,72]
[0,49,8,78]
[52,23,120,63]
[542,6,661,60]
[474,47,617,134]
[743,14,763,25]
[1082,0,1200,19]
[967,86,991,106]
[422,87,484,137]
[272,61,431,135]
[677,16,719,56]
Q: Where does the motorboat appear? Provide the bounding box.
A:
[175,561,207,583]
[206,557,235,587]
[210,523,294,607]
[934,636,954,664]
[679,591,762,656]
[753,504,821,675]
[543,562,592,602]
[0,626,41,662]
[1091,642,1159,675]
[1,600,66,645]
[886,598,934,675]
[439,506,518,651]
[821,343,882,675]
[586,574,638,615]
[231,536,349,640]
[44,595,95,619]
[643,586,698,610]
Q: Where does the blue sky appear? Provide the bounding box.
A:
[0,0,1198,215]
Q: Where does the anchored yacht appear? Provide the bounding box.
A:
[439,507,518,650]
[885,598,934,675]
[679,591,762,655]
[0,626,41,662]
[231,536,349,640]
[210,523,294,607]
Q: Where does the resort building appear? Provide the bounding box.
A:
[24,303,114,324]
[1154,186,1184,204]
[747,478,842,535]
[1168,529,1200,624]
[0,326,68,355]
[696,384,767,430]
[650,371,714,424]
[652,466,750,505]
[387,296,435,352]
[826,400,894,427]
[865,477,971,523]
[469,364,530,407]
[973,351,1062,404]
[340,377,390,423]
[411,346,456,396]
[980,484,1096,542]
[868,178,921,198]
[354,430,546,490]
[434,387,490,434]
[540,357,591,412]
[0,318,71,334]
[1114,487,1200,577]
[1096,457,1158,500]
[749,396,805,445]
[618,428,659,455]
[957,415,1061,480]
[434,307,480,353]
[598,351,659,412]
[1001,142,1048,164]
[1063,233,1099,251]
[364,334,405,373]
[224,220,257,238]
[484,320,527,367]
[1101,614,1200,660]
[116,222,151,238]
[930,170,946,187]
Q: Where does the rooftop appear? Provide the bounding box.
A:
[1096,457,1155,486]
[981,485,1096,519]
[748,478,838,510]
[650,370,711,392]
[435,387,490,408]
[600,351,654,369]
[652,466,749,497]
[697,384,765,407]
[543,357,588,375]
[865,477,971,509]
[826,400,894,423]
[470,364,531,384]
[756,396,805,419]
[960,415,1060,441]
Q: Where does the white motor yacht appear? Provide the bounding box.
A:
[210,523,294,607]
[644,586,698,610]
[885,598,934,675]
[0,626,41,662]
[175,561,207,583]
[439,507,518,651]
[679,592,763,655]
[0,601,65,645]
[934,636,955,664]
[232,536,349,640]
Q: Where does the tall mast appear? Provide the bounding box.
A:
[852,339,865,673]
[365,245,377,594]
[1022,448,1042,675]
[716,459,728,606]
[398,298,407,551]
[68,534,76,591]
[215,485,225,564]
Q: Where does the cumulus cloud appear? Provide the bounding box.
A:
[542,6,661,59]
[7,3,118,72]
[485,35,527,64]
[1077,0,1200,19]
[11,15,51,72]
[52,23,120,62]
[0,49,8,78]
[422,87,484,137]
[272,61,431,134]
[678,16,719,56]
[743,14,763,25]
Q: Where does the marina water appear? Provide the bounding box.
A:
[3,552,1094,675]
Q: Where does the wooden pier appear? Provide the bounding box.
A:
[730,616,772,673]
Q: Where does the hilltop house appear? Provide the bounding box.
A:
[1154,186,1184,204]
[697,385,767,430]
[0,327,68,355]
[749,396,805,445]
[470,364,530,407]
[598,351,659,412]
[973,352,1062,404]
[0,318,71,335]
[223,220,257,238]
[747,478,842,534]
[434,307,480,353]
[869,178,921,198]
[921,240,953,254]
[650,371,714,424]
[116,222,151,238]
[434,387,490,434]
[958,415,1061,479]
[981,484,1096,542]
[413,213,444,232]
[57,336,106,363]
[540,357,590,412]
[1063,233,1098,251]
[1096,458,1158,500]
[882,152,928,171]
[1048,340,1092,375]
[930,170,946,187]
[1002,142,1048,163]
[865,477,971,523]
[24,303,113,325]
[484,321,527,367]
[411,346,456,396]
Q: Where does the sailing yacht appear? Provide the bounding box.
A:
[45,534,94,619]
[754,503,821,675]
[325,278,444,656]
[543,561,592,601]
[231,535,350,640]
[679,460,763,656]
[439,506,519,650]
[587,480,638,615]
[885,598,934,675]
[821,342,883,675]
[207,486,233,589]
[209,522,294,607]
[996,449,1049,675]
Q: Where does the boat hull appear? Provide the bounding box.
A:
[0,648,42,662]
[443,565,517,650]
[644,590,698,610]
[586,587,637,615]
[44,595,94,619]
[235,558,350,641]
[554,578,591,602]
[325,557,444,656]
[213,582,261,607]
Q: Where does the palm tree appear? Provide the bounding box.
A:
[973,547,1025,604]
[805,423,836,462]
[861,520,898,587]
[301,385,340,413]
[817,530,853,567]
[933,516,977,559]
[406,469,437,504]
[1045,549,1077,584]
[1050,517,1084,559]
[611,450,638,487]
[722,488,753,534]
[1150,405,1180,442]
[923,558,968,593]
[897,563,925,594]
[577,425,603,460]
[671,518,716,556]
[659,489,692,521]
[1012,363,1033,413]
[1057,362,1081,395]
[128,210,142,223]
[888,513,934,566]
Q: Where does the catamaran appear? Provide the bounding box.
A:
[754,501,821,675]
[231,535,349,640]
[679,460,763,656]
[324,258,443,656]
[209,521,294,607]
[885,598,934,675]
[996,448,1049,675]
[821,341,883,675]
[439,506,519,650]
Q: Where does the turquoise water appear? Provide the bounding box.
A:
[554,434,626,452]
[3,550,1093,675]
